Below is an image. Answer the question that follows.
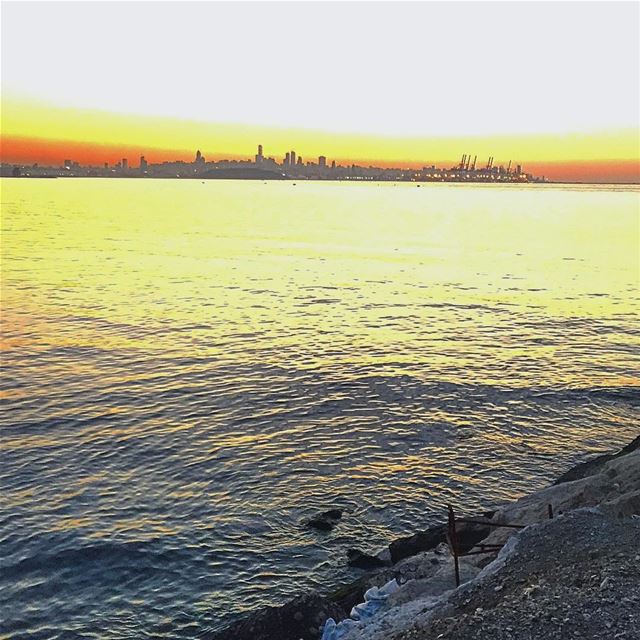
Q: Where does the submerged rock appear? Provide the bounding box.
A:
[307,509,343,531]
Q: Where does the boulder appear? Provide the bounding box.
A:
[306,509,343,531]
[388,525,447,564]
[388,518,491,564]
[347,548,387,570]
[554,435,640,485]
[210,593,346,640]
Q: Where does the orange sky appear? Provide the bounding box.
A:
[2,130,639,184]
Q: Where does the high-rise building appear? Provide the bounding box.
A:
[318,156,327,167]
[297,156,303,165]
[122,158,128,170]
[284,152,291,166]
[256,144,264,164]
[331,160,336,169]
[290,151,296,166]
[140,156,148,172]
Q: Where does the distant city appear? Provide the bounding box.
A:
[2,145,548,183]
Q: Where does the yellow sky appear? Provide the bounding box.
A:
[2,97,638,167]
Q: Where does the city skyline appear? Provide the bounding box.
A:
[3,142,546,183]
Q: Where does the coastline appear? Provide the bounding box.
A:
[212,434,640,640]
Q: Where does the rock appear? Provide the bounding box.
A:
[306,518,333,531]
[376,548,392,564]
[387,515,492,565]
[388,525,447,563]
[554,435,640,485]
[210,593,345,640]
[347,548,387,570]
[326,577,367,614]
[306,509,343,531]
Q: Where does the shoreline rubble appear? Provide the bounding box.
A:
[211,435,640,640]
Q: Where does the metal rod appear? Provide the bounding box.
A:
[448,504,461,587]
[456,518,526,529]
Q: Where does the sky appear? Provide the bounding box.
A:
[1,1,639,181]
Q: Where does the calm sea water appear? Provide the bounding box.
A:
[1,178,639,638]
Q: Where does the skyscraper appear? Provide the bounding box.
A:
[140,156,148,172]
[284,152,291,166]
[318,156,327,167]
[256,144,264,164]
[290,151,296,166]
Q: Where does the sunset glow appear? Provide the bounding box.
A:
[2,99,639,182]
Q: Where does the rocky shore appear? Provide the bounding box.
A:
[211,435,640,640]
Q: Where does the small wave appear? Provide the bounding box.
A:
[1,540,195,580]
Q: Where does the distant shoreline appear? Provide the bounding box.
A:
[3,175,640,186]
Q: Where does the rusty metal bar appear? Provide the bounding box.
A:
[445,504,540,586]
[447,504,461,588]
[456,518,526,529]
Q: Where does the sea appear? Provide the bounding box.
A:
[1,178,638,639]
